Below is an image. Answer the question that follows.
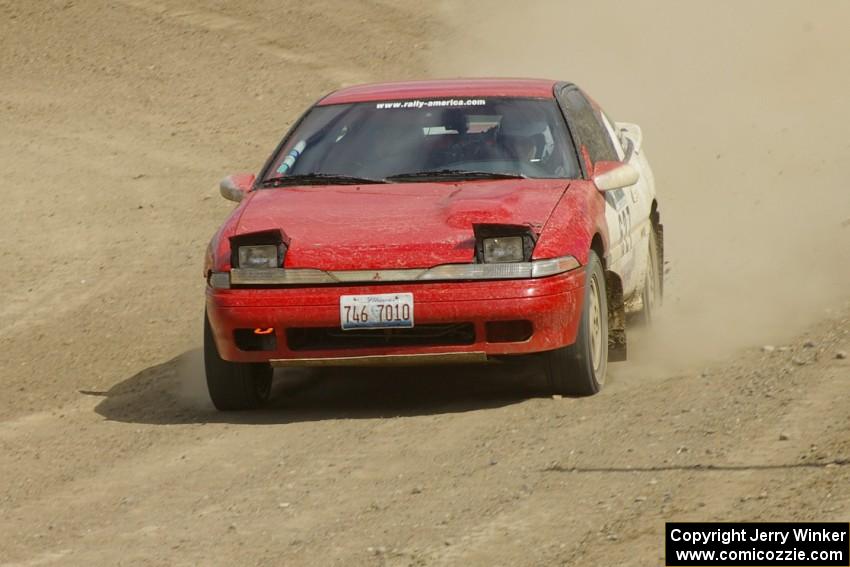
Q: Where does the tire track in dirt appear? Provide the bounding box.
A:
[116,0,372,86]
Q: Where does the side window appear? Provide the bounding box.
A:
[600,111,625,161]
[558,88,618,167]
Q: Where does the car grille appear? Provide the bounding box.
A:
[286,323,476,351]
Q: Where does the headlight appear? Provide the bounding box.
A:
[237,245,278,268]
[482,236,524,263]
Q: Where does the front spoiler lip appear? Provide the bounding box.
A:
[270,352,489,367]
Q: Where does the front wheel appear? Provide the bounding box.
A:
[544,250,608,396]
[204,312,273,411]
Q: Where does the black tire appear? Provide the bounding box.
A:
[637,226,662,325]
[544,250,608,396]
[204,312,273,411]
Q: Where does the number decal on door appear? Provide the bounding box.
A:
[618,206,633,255]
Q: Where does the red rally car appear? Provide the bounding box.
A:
[204,78,663,410]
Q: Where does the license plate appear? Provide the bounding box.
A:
[340,293,414,330]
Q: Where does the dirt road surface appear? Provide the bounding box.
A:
[1,1,848,565]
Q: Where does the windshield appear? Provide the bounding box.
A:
[263,97,580,183]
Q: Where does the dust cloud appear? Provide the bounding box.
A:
[432,0,850,365]
[176,349,214,411]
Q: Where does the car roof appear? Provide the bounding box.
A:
[317,78,560,105]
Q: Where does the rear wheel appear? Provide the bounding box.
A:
[638,227,662,324]
[544,250,608,396]
[204,312,272,411]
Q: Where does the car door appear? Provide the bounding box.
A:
[599,111,652,298]
[557,87,637,292]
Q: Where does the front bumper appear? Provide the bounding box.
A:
[206,269,586,364]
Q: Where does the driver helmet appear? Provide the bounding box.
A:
[499,115,550,161]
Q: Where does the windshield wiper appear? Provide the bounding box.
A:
[385,169,528,182]
[260,173,387,187]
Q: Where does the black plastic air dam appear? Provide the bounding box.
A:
[286,323,475,351]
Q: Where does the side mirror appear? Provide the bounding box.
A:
[592,161,639,192]
[219,173,256,202]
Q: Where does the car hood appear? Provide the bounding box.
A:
[235,179,570,270]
